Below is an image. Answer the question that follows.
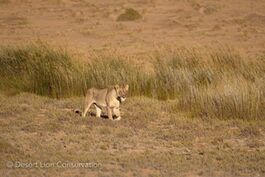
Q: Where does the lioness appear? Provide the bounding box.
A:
[80,84,129,120]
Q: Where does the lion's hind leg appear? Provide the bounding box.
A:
[82,101,93,117]
[82,90,94,117]
[95,105,102,118]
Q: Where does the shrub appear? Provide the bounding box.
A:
[117,8,142,21]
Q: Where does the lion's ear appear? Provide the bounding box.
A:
[124,84,129,91]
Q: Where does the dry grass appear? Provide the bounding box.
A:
[0,93,265,176]
[0,43,152,98]
[153,47,265,120]
[0,42,78,97]
[1,16,29,26]
[0,42,264,120]
[179,76,264,120]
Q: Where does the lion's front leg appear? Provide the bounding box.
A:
[113,107,121,121]
[107,107,113,120]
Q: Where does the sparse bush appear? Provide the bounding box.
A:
[0,0,9,4]
[117,8,142,21]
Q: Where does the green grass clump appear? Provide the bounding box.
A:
[0,42,78,98]
[0,43,151,98]
[117,8,142,21]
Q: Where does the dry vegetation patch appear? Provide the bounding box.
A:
[0,0,9,4]
[0,42,264,120]
[0,93,265,176]
[117,8,142,21]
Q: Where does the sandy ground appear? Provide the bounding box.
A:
[0,93,265,177]
[0,0,265,58]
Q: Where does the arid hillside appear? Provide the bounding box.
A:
[0,0,265,57]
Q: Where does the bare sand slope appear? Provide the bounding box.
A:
[0,0,265,57]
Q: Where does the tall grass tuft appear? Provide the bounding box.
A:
[179,77,265,120]
[79,54,153,97]
[152,46,265,120]
[152,48,211,100]
[0,42,264,120]
[0,43,151,98]
[177,49,265,120]
[0,42,78,97]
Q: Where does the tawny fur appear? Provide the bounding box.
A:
[77,84,129,121]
